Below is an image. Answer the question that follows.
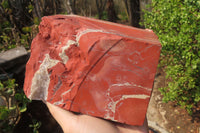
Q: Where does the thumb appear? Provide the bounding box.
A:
[46,102,119,133]
[46,102,78,132]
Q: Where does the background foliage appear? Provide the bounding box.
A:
[144,0,200,114]
[0,0,39,51]
[0,79,41,133]
[1,0,200,132]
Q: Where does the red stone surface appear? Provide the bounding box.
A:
[24,15,161,126]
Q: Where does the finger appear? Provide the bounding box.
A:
[46,102,119,133]
[46,102,78,132]
[77,115,119,133]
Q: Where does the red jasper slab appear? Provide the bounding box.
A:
[24,15,161,126]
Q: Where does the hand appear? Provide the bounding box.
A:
[46,102,149,133]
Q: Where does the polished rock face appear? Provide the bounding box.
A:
[24,15,161,126]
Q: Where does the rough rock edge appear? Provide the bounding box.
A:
[148,120,169,133]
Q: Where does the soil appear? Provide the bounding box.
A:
[147,68,200,133]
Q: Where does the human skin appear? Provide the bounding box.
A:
[46,102,149,133]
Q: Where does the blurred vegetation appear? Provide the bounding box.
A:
[144,0,200,114]
[0,79,41,133]
[0,0,39,51]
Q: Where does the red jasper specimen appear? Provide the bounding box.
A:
[24,15,161,126]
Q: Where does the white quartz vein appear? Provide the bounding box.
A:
[75,28,158,44]
[59,40,77,64]
[29,54,60,101]
[105,82,150,120]
[76,29,104,45]
[53,84,75,106]
[111,82,151,91]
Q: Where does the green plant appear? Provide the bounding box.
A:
[0,79,32,132]
[118,11,128,22]
[144,0,200,114]
[95,11,108,20]
[29,119,42,133]
[0,0,39,51]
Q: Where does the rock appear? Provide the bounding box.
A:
[0,46,27,67]
[24,15,161,126]
[0,46,29,80]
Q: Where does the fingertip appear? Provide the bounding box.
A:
[46,102,56,110]
[46,102,60,115]
[46,102,78,132]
